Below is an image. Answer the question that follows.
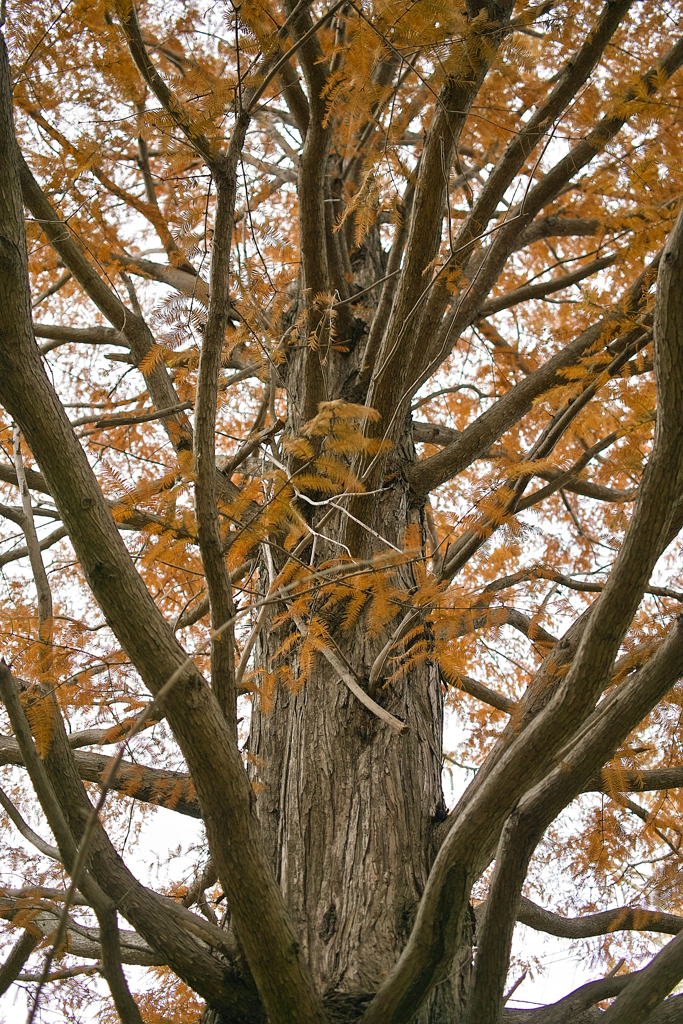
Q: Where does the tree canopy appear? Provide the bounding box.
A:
[2,1,683,1021]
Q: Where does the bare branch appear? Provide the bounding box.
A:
[0,930,41,996]
[13,426,53,628]
[292,613,408,733]
[0,784,61,860]
[18,156,196,457]
[516,895,683,939]
[0,899,163,966]
[114,254,211,306]
[246,0,347,115]
[441,672,517,715]
[35,322,128,354]
[18,964,101,982]
[0,734,201,818]
[0,525,68,568]
[31,268,71,308]
[96,906,145,1024]
[476,252,617,319]
[586,766,683,794]
[365,1,517,449]
[74,401,193,431]
[114,0,217,168]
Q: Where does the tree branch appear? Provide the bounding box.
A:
[0,899,163,966]
[0,930,41,997]
[476,252,617,319]
[440,671,517,715]
[0,667,259,1016]
[34,322,128,353]
[601,928,683,1023]
[18,155,195,459]
[96,906,145,1024]
[408,263,657,498]
[114,0,217,168]
[1,43,325,1013]
[408,29,682,414]
[0,735,201,818]
[0,784,61,860]
[516,895,683,939]
[586,766,683,794]
[402,0,632,400]
[114,254,211,306]
[193,160,246,727]
[365,1,516,446]
[0,525,68,568]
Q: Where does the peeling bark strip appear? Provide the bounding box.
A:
[3,2,683,1022]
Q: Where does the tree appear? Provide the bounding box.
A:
[1,0,683,1020]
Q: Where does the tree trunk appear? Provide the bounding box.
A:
[249,635,471,1020]
[209,425,474,1022]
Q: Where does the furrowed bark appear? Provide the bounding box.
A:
[5,5,683,1022]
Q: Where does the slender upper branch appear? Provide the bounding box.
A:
[366,2,516,435]
[114,0,218,169]
[408,265,657,497]
[18,155,195,455]
[407,27,683,408]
